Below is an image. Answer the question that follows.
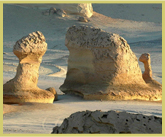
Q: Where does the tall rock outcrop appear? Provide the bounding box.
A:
[3,31,56,104]
[52,110,162,134]
[60,25,162,101]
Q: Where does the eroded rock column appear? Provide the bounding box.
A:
[139,53,162,87]
[60,25,162,101]
[3,31,56,104]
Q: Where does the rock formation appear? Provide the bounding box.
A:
[42,4,93,18]
[139,53,162,88]
[42,8,67,17]
[3,31,57,104]
[49,7,57,15]
[52,110,162,134]
[139,53,153,82]
[78,16,89,22]
[56,9,67,17]
[57,4,93,18]
[60,25,162,101]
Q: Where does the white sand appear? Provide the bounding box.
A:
[3,4,162,134]
[3,96,162,134]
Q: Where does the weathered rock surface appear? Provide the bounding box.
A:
[60,25,162,101]
[52,110,162,134]
[139,53,162,87]
[3,31,57,104]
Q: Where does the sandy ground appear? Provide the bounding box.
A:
[3,3,162,134]
[3,96,162,134]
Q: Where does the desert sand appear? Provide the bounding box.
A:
[3,3,162,134]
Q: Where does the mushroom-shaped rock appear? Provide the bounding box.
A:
[3,31,56,104]
[139,53,162,87]
[60,25,162,101]
[52,110,162,134]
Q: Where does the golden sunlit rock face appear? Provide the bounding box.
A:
[139,53,162,87]
[3,31,56,104]
[60,25,162,101]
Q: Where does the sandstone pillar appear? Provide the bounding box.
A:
[3,31,56,104]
